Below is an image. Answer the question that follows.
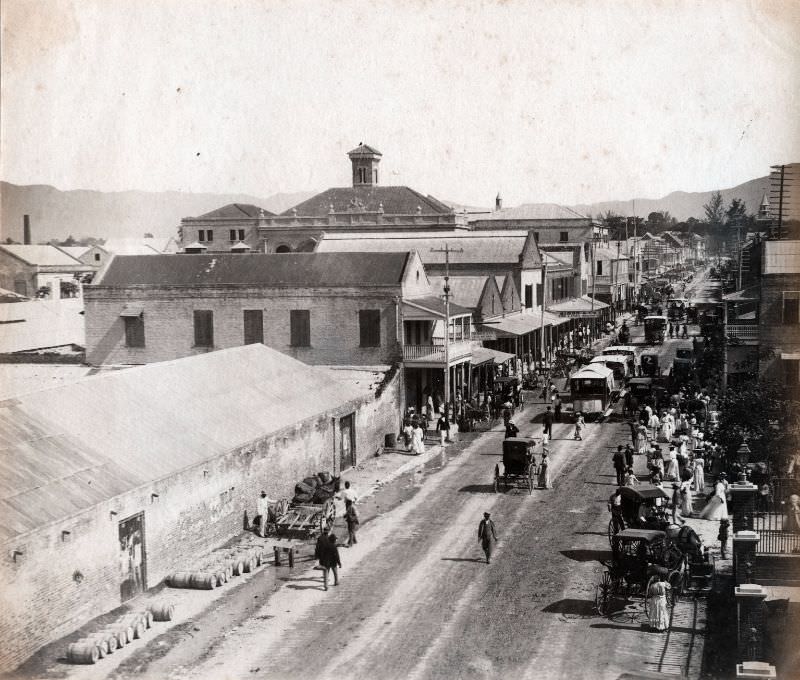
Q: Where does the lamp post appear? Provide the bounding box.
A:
[431,243,463,418]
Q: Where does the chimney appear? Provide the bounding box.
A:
[23,215,31,244]
[495,193,502,210]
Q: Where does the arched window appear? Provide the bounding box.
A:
[275,245,292,253]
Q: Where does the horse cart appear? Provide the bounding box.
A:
[608,485,670,545]
[594,529,685,617]
[273,499,336,538]
[494,437,537,494]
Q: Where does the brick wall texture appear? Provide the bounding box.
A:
[0,369,401,673]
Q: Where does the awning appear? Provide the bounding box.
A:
[722,286,760,302]
[547,295,610,318]
[481,311,565,337]
[119,304,144,318]
[780,352,800,361]
[470,347,516,366]
[403,296,472,320]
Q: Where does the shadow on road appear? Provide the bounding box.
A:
[441,557,485,563]
[560,549,612,563]
[573,531,607,536]
[458,484,497,494]
[541,598,595,617]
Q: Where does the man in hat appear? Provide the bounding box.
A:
[256,491,277,537]
[477,512,497,564]
[505,419,520,439]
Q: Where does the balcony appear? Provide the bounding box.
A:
[402,340,473,365]
[726,324,759,344]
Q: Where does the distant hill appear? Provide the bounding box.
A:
[569,175,771,222]
[0,183,316,243]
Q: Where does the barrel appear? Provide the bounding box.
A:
[190,572,215,590]
[231,559,245,577]
[81,635,109,658]
[168,571,194,589]
[66,642,99,665]
[140,609,154,628]
[102,624,133,646]
[119,614,146,640]
[149,602,175,622]
[384,432,397,448]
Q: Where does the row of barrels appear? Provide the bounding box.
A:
[66,603,175,665]
[167,547,264,590]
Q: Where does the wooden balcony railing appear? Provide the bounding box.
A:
[402,340,473,363]
[726,324,759,342]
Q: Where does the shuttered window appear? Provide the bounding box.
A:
[524,284,533,308]
[782,292,800,325]
[194,310,214,347]
[124,316,145,347]
[243,309,263,345]
[359,309,381,347]
[290,310,311,347]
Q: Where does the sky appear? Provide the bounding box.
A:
[2,0,799,207]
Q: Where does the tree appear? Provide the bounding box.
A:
[725,198,747,225]
[703,191,725,225]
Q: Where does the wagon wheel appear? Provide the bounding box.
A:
[594,571,613,616]
[493,464,500,493]
[320,500,336,534]
[607,518,619,547]
[527,464,534,494]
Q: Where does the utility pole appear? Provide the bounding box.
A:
[737,219,744,291]
[540,255,548,366]
[431,243,463,419]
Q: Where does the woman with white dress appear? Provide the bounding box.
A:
[411,424,426,455]
[636,424,649,455]
[664,450,680,482]
[679,482,694,517]
[648,413,661,441]
[647,576,672,631]
[699,474,729,520]
[693,457,705,492]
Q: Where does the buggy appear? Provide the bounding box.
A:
[494,437,537,494]
[608,485,671,545]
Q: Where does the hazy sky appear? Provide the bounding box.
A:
[2,0,799,207]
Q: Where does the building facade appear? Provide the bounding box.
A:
[0,245,93,298]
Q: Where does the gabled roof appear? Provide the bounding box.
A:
[56,246,91,259]
[402,296,472,318]
[0,345,363,542]
[661,231,686,247]
[282,186,453,217]
[470,203,589,221]
[195,203,275,219]
[594,246,629,260]
[317,233,534,266]
[0,244,86,267]
[347,143,382,157]
[93,252,412,287]
[428,276,494,309]
[102,238,177,255]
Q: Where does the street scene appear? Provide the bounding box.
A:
[1,2,799,680]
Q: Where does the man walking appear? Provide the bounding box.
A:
[542,406,554,438]
[436,412,451,445]
[553,393,562,423]
[477,512,497,564]
[314,531,341,591]
[613,445,626,486]
[345,502,359,547]
[339,480,358,506]
[504,419,519,439]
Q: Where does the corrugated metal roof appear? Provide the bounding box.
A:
[282,186,453,217]
[470,203,589,221]
[57,246,91,259]
[347,143,382,156]
[428,276,490,309]
[481,311,565,336]
[594,246,629,260]
[0,344,364,542]
[402,296,472,318]
[548,295,610,313]
[94,252,411,287]
[471,347,516,365]
[195,203,274,219]
[317,235,529,265]
[763,241,800,275]
[0,245,85,267]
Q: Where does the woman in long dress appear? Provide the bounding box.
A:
[647,576,672,631]
[538,451,551,489]
[664,450,680,482]
[648,413,661,441]
[692,457,705,492]
[679,482,693,517]
[636,424,649,454]
[411,424,425,455]
[699,476,729,520]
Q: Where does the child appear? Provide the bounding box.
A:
[718,518,730,559]
[574,412,585,441]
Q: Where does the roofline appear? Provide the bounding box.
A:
[402,297,472,318]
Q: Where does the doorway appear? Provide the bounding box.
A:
[118,512,146,602]
[340,413,356,470]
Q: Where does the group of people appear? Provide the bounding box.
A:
[313,482,361,591]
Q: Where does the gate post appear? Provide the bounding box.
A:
[730,482,758,532]
[734,585,768,663]
[732,530,760,586]
[736,661,777,679]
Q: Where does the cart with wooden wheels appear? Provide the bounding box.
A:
[274,499,336,538]
[494,437,537,495]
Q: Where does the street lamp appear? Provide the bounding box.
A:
[736,441,751,482]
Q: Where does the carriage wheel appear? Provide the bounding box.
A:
[493,464,500,493]
[594,571,613,616]
[320,500,336,533]
[607,519,618,547]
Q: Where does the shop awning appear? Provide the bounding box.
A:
[119,304,144,318]
[722,286,760,302]
[547,295,610,318]
[470,347,516,366]
[481,311,566,337]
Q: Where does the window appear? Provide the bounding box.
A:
[124,316,145,347]
[525,284,533,308]
[206,229,213,242]
[193,310,214,347]
[290,310,311,347]
[359,309,381,347]
[238,229,245,241]
[357,167,367,183]
[230,229,237,242]
[94,253,100,262]
[784,359,799,387]
[782,292,800,325]
[373,169,378,184]
[198,230,206,242]
[560,231,568,242]
[536,283,543,306]
[533,232,539,242]
[243,309,263,345]
[597,260,603,276]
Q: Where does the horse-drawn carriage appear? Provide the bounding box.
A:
[608,485,671,545]
[494,437,537,494]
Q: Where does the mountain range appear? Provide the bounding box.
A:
[0,175,771,243]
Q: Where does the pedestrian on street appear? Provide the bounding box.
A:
[542,406,554,437]
[553,393,562,422]
[256,490,276,537]
[436,413,451,445]
[505,419,520,439]
[623,467,640,486]
[538,451,551,489]
[411,422,425,455]
[477,512,497,564]
[682,323,689,339]
[541,430,551,456]
[646,575,671,632]
[574,411,585,440]
[315,531,341,590]
[718,518,730,559]
[624,444,635,470]
[613,445,626,486]
[345,502,359,547]
[339,480,359,506]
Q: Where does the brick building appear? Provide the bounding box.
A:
[177,144,468,254]
[0,344,398,673]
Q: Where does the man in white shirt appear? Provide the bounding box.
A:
[340,481,358,506]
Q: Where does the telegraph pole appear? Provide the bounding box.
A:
[431,243,463,418]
